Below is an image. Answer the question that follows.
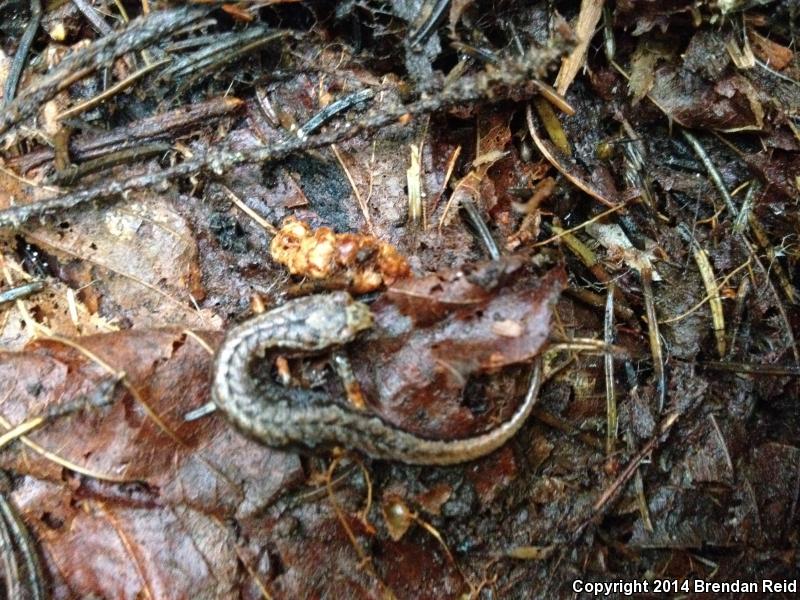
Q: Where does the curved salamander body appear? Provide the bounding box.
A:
[211,291,541,465]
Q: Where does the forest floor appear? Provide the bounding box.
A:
[0,1,798,598]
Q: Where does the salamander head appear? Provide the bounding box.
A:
[295,291,373,346]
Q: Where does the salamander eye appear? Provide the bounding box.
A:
[345,302,374,334]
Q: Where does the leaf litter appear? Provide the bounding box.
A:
[0,1,798,598]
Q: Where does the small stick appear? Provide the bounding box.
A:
[565,287,635,322]
[0,6,209,136]
[297,88,374,139]
[678,224,727,357]
[408,0,450,48]
[17,96,244,172]
[641,267,666,413]
[732,180,758,233]
[0,50,561,229]
[406,143,424,230]
[698,361,800,377]
[680,130,739,219]
[526,105,617,207]
[604,283,617,454]
[3,0,42,107]
[727,276,750,357]
[533,204,627,247]
[460,198,501,260]
[0,281,44,307]
[221,185,278,234]
[331,144,373,233]
[71,0,114,36]
[572,410,681,543]
[56,58,169,121]
[48,142,170,186]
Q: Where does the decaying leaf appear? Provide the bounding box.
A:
[353,263,565,439]
[748,29,793,70]
[628,41,665,104]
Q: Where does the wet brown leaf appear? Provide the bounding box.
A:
[354,263,565,440]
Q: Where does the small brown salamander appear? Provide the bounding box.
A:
[211,292,541,465]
